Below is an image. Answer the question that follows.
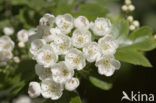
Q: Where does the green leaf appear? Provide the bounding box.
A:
[115,48,152,67]
[89,76,112,90]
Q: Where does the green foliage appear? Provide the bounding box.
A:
[112,18,156,67]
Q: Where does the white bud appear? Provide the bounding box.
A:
[65,77,80,91]
[125,0,132,5]
[17,29,29,42]
[13,56,20,63]
[133,20,140,27]
[121,5,128,11]
[127,16,133,22]
[18,42,25,48]
[128,5,135,11]
[3,26,14,36]
[28,82,41,98]
[129,25,135,31]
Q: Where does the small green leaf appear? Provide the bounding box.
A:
[89,76,112,90]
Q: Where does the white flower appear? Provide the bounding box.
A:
[56,13,74,34]
[95,55,121,76]
[72,29,91,48]
[35,64,52,80]
[83,42,101,62]
[0,50,13,62]
[18,42,25,48]
[30,39,46,56]
[36,45,58,68]
[50,34,71,55]
[13,95,31,103]
[39,13,55,27]
[0,36,14,51]
[98,35,118,55]
[37,26,51,41]
[43,27,62,42]
[65,77,79,91]
[51,61,74,84]
[17,29,29,42]
[74,16,90,30]
[65,48,86,70]
[3,26,14,36]
[41,78,63,100]
[28,82,41,98]
[90,18,112,36]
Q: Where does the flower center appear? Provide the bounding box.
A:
[102,43,110,50]
[77,37,84,43]
[73,57,80,64]
[103,60,110,67]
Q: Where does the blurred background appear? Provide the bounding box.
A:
[0,0,156,102]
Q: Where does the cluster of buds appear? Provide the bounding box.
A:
[121,0,135,12]
[127,16,140,31]
[121,0,140,31]
[28,13,121,100]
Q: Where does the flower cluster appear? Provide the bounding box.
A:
[121,0,140,31]
[28,13,120,100]
[0,36,14,66]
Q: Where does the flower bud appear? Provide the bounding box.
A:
[65,78,80,91]
[121,5,128,11]
[18,42,25,48]
[129,25,135,31]
[127,16,133,22]
[28,82,41,98]
[133,20,140,27]
[128,5,135,11]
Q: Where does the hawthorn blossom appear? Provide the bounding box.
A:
[51,62,74,84]
[98,35,118,55]
[36,45,58,68]
[95,55,121,76]
[72,29,91,48]
[56,14,74,34]
[90,17,112,36]
[83,42,101,62]
[41,78,63,100]
[74,16,90,30]
[65,48,86,70]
